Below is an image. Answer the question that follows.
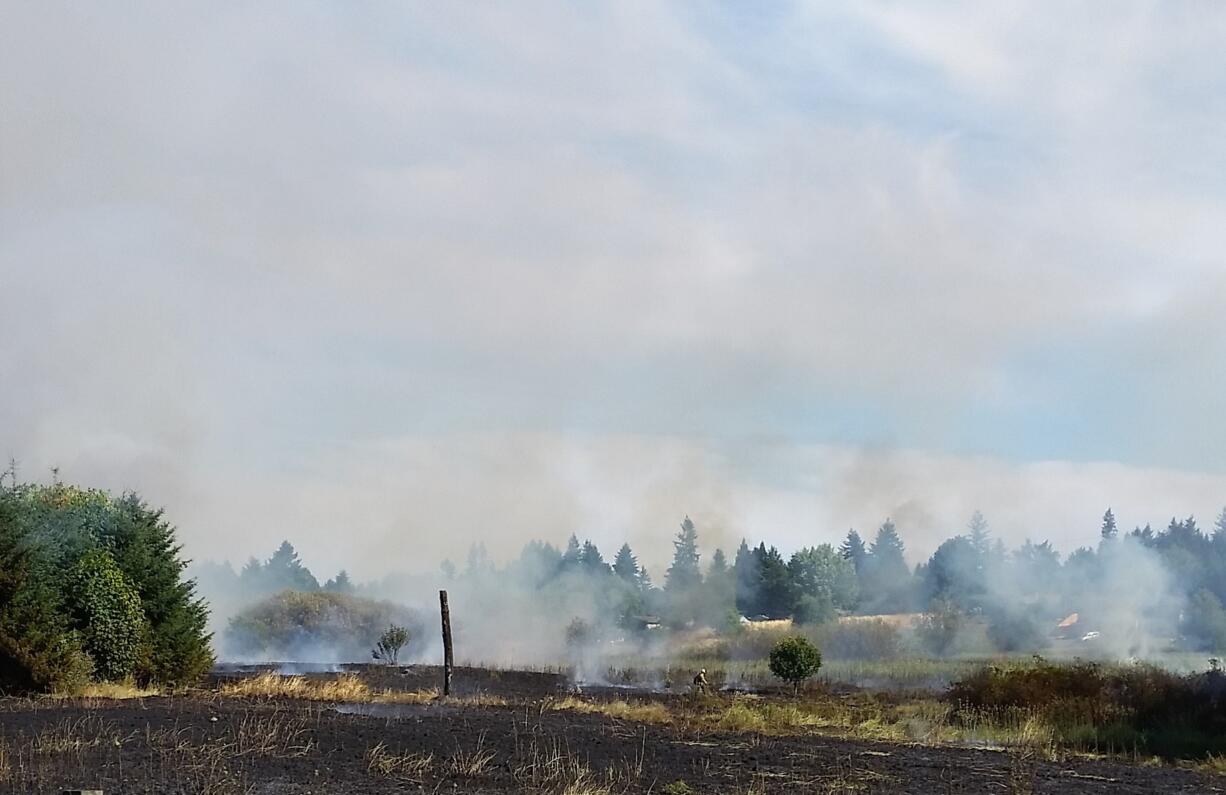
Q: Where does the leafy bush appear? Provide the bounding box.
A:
[69,550,146,681]
[0,483,212,692]
[768,635,822,691]
[226,590,423,661]
[372,624,410,664]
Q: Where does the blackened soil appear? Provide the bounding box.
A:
[0,694,1221,794]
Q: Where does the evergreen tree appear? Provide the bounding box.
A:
[265,541,319,592]
[324,570,354,593]
[465,542,492,576]
[612,543,640,585]
[840,529,867,573]
[560,534,582,571]
[665,517,702,592]
[968,511,991,556]
[709,548,729,578]
[754,543,792,618]
[732,539,757,616]
[1101,508,1118,541]
[580,540,610,575]
[861,520,912,613]
[1215,508,1226,544]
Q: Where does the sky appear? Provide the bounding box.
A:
[2,2,1225,578]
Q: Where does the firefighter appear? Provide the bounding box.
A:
[692,668,709,693]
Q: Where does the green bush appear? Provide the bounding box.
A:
[372,624,410,664]
[70,550,146,681]
[226,590,423,661]
[768,635,822,691]
[0,483,212,692]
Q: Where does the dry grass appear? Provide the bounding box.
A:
[550,696,672,724]
[366,741,435,780]
[217,673,508,707]
[449,733,497,777]
[71,681,161,699]
[219,672,372,701]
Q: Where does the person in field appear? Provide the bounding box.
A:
[692,668,708,693]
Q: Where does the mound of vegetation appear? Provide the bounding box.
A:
[949,659,1226,758]
[0,482,212,692]
[226,590,425,661]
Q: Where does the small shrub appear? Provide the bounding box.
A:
[768,636,822,692]
[372,624,410,665]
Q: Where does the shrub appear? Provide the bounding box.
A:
[948,659,1226,759]
[0,483,211,691]
[768,635,822,692]
[69,550,146,681]
[916,600,962,656]
[372,624,410,664]
[226,590,423,661]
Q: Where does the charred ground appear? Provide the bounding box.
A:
[1,665,1221,794]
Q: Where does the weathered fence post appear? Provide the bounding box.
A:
[439,589,453,696]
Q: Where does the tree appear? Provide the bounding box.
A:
[922,536,984,611]
[968,511,991,556]
[560,535,582,571]
[612,543,641,585]
[1181,590,1226,651]
[732,539,757,616]
[860,520,911,612]
[768,636,822,693]
[755,544,792,618]
[1101,508,1118,541]
[665,517,702,592]
[264,541,320,592]
[324,570,354,593]
[580,540,610,575]
[788,545,858,624]
[840,530,867,573]
[372,624,410,665]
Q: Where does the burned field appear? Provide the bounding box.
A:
[1,665,1221,794]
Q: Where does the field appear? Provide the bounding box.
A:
[0,664,1222,794]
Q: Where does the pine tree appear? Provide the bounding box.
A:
[665,517,702,592]
[324,570,354,593]
[968,511,990,556]
[560,535,582,571]
[1101,508,1118,541]
[580,540,610,575]
[612,543,640,584]
[265,541,319,592]
[709,548,728,577]
[862,520,912,613]
[840,529,867,572]
[755,544,791,619]
[733,539,756,616]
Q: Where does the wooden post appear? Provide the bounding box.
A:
[439,589,453,696]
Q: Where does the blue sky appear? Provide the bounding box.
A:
[2,2,1225,575]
